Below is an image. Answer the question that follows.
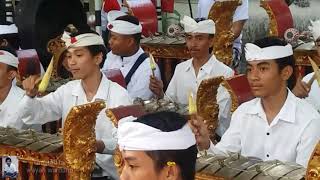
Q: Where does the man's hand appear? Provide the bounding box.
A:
[22,75,41,98]
[292,75,310,98]
[188,115,211,151]
[96,140,105,153]
[149,76,164,98]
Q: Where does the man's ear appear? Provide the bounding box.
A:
[162,163,180,180]
[94,52,103,66]
[281,65,293,81]
[7,70,17,81]
[0,39,9,47]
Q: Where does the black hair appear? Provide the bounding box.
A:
[252,36,296,90]
[69,29,107,68]
[0,22,20,50]
[134,111,198,180]
[114,15,142,45]
[5,157,12,162]
[0,46,18,71]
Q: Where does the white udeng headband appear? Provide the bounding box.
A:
[0,50,19,68]
[118,122,196,151]
[0,24,18,35]
[107,20,142,35]
[180,15,215,34]
[61,33,105,48]
[245,43,293,62]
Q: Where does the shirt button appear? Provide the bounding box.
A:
[266,132,270,135]
[266,154,269,157]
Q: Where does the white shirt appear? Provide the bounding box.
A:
[165,55,234,136]
[18,73,132,179]
[303,72,320,112]
[102,47,161,100]
[209,90,320,167]
[4,163,17,174]
[0,84,41,131]
[197,0,249,51]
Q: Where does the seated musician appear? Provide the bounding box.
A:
[0,47,41,131]
[18,30,132,180]
[118,111,197,180]
[292,19,320,112]
[190,37,320,167]
[197,0,248,69]
[102,14,161,100]
[150,16,234,137]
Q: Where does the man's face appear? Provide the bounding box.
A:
[246,60,290,97]
[108,31,134,56]
[66,47,101,80]
[120,150,167,180]
[6,159,11,166]
[0,62,15,88]
[185,33,213,58]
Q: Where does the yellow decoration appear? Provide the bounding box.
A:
[38,57,54,93]
[149,53,156,77]
[188,91,197,115]
[167,161,176,166]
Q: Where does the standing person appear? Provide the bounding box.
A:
[190,37,320,167]
[19,30,132,180]
[197,0,249,69]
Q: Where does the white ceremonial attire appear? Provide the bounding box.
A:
[18,73,132,179]
[197,0,249,51]
[0,84,41,131]
[102,47,161,100]
[209,90,320,167]
[303,72,320,112]
[4,163,17,174]
[165,55,234,136]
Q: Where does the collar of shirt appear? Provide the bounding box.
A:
[184,55,217,75]
[0,84,23,111]
[247,89,297,125]
[121,47,144,66]
[71,72,111,103]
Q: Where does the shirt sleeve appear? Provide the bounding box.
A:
[216,85,232,136]
[17,87,64,125]
[208,106,242,155]
[233,0,249,22]
[127,58,161,100]
[165,68,179,102]
[296,117,320,167]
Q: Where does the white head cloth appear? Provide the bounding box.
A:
[180,15,215,34]
[245,43,293,62]
[118,119,196,151]
[61,32,105,48]
[0,24,18,35]
[309,20,320,41]
[0,50,19,68]
[107,10,127,23]
[107,18,142,35]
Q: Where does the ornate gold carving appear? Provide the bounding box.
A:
[294,49,320,66]
[47,35,67,79]
[141,44,190,60]
[63,101,106,180]
[208,0,239,65]
[306,141,320,179]
[260,0,279,36]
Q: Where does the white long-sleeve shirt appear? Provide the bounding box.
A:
[165,55,234,136]
[303,72,320,112]
[102,47,161,100]
[18,73,132,179]
[0,84,41,131]
[209,90,320,167]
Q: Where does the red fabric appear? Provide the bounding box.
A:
[161,0,174,13]
[103,0,121,13]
